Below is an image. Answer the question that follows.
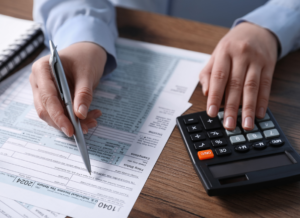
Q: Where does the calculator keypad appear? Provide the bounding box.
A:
[207,130,223,138]
[180,111,284,162]
[190,133,206,141]
[211,138,227,147]
[187,125,202,133]
[230,135,246,144]
[200,114,221,130]
[246,132,263,142]
[225,127,241,136]
[263,129,280,139]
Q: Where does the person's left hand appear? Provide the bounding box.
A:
[199,22,278,131]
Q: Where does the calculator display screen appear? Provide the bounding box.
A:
[209,153,293,178]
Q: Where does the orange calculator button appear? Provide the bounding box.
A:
[198,149,214,160]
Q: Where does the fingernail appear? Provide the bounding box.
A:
[208,105,218,117]
[224,116,235,129]
[244,117,253,129]
[258,107,264,118]
[61,127,70,137]
[78,104,88,118]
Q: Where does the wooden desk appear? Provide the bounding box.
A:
[1,1,300,217]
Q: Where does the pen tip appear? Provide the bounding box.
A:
[89,171,91,175]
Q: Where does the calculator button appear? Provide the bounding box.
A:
[230,135,246,145]
[235,144,250,152]
[263,128,280,139]
[217,111,224,120]
[186,125,202,133]
[207,130,223,139]
[184,117,198,125]
[225,127,241,136]
[246,132,263,142]
[259,121,275,130]
[256,113,270,122]
[244,124,258,133]
[198,149,214,160]
[215,147,232,156]
[269,139,284,147]
[190,133,206,141]
[211,138,227,147]
[253,142,267,150]
[200,114,221,130]
[194,141,210,150]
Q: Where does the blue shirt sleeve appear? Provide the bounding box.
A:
[33,0,118,75]
[233,0,300,59]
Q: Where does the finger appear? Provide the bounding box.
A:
[242,65,261,130]
[32,60,74,136]
[256,65,274,119]
[30,73,59,129]
[73,76,95,119]
[199,56,214,96]
[207,52,231,117]
[86,109,102,119]
[223,59,247,130]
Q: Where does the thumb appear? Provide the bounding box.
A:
[73,78,94,119]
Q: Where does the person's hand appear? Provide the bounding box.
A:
[30,42,107,136]
[199,22,278,131]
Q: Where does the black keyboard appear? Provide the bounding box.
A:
[176,107,300,196]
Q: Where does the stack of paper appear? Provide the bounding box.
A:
[0,38,210,218]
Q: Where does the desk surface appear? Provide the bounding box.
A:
[1,1,300,218]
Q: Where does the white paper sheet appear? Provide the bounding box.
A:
[0,38,210,218]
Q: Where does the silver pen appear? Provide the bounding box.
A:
[49,40,92,175]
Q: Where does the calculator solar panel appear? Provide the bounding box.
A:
[176,108,300,196]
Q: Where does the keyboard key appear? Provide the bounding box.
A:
[269,139,284,147]
[253,142,267,150]
[259,121,275,130]
[194,141,210,150]
[200,114,221,130]
[215,147,232,156]
[211,138,227,147]
[230,135,246,145]
[263,128,280,139]
[246,132,263,142]
[256,113,270,122]
[207,130,223,139]
[235,144,250,152]
[198,149,214,160]
[225,127,241,136]
[190,133,206,141]
[184,117,198,125]
[187,125,202,133]
[244,124,258,133]
[217,111,224,120]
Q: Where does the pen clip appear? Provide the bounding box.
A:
[49,40,64,101]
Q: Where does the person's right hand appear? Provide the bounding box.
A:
[30,42,107,137]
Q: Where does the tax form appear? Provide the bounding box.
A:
[0,38,210,218]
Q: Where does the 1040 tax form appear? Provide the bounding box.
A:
[0,38,209,218]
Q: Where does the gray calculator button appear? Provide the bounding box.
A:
[244,124,258,133]
[246,132,263,142]
[256,113,270,122]
[230,135,246,145]
[263,128,280,139]
[259,121,275,130]
[226,127,241,136]
[218,111,224,120]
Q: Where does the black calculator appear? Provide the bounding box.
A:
[176,108,300,196]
